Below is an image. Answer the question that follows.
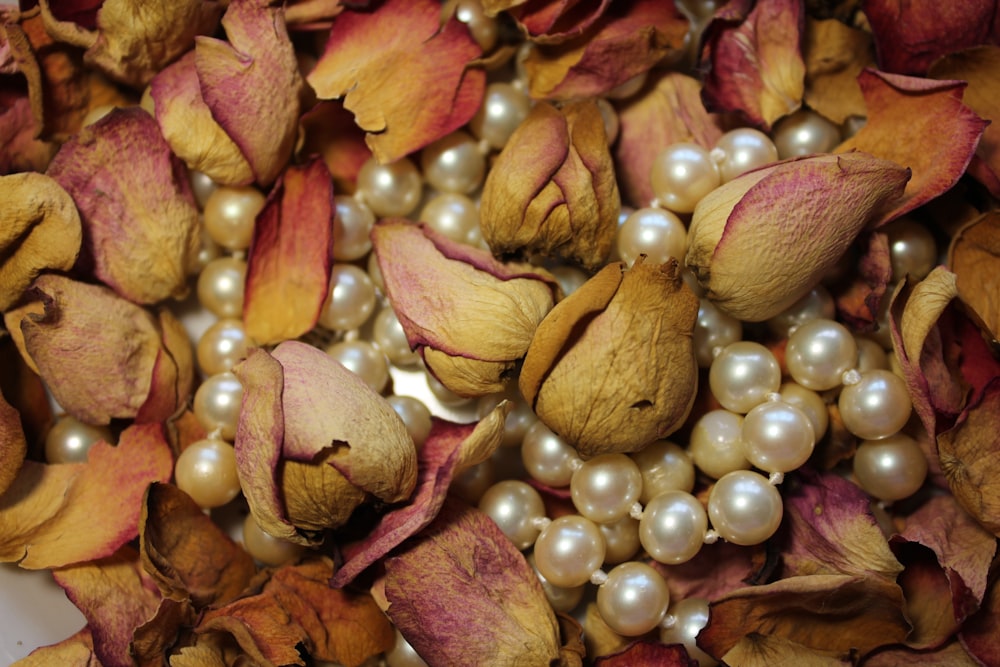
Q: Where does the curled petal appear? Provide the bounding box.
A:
[510,0,612,43]
[14,627,99,667]
[949,211,1000,341]
[719,634,853,667]
[803,17,874,124]
[832,231,892,330]
[595,641,697,666]
[0,391,26,496]
[300,100,372,191]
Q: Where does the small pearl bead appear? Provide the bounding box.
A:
[478,480,547,550]
[193,372,243,441]
[455,0,498,51]
[522,421,580,488]
[709,341,781,414]
[570,454,643,524]
[615,207,687,267]
[385,629,429,667]
[650,142,721,213]
[527,552,586,613]
[470,83,531,150]
[713,128,778,182]
[883,217,937,281]
[318,264,376,332]
[785,319,858,391]
[689,409,750,479]
[189,170,218,210]
[600,516,642,565]
[707,470,783,545]
[778,382,829,440]
[451,459,494,504]
[420,131,485,194]
[694,298,743,368]
[856,337,890,372]
[197,318,250,376]
[533,515,606,588]
[597,562,670,637]
[188,225,223,276]
[771,109,842,159]
[477,386,538,448]
[838,369,912,440]
[241,514,304,566]
[766,285,836,337]
[45,415,113,464]
[197,257,246,319]
[373,307,420,367]
[639,490,708,565]
[326,340,389,393]
[853,434,928,501]
[387,395,432,448]
[174,438,241,509]
[419,193,481,245]
[741,400,815,473]
[203,186,265,251]
[631,440,695,502]
[332,195,375,261]
[356,157,423,218]
[660,598,718,667]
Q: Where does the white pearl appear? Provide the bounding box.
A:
[454,0,498,51]
[45,415,113,464]
[527,552,586,613]
[241,514,304,566]
[367,252,384,291]
[332,195,375,261]
[189,170,218,210]
[421,131,486,194]
[650,143,721,213]
[570,454,643,524]
[477,385,538,448]
[550,265,589,296]
[772,109,842,159]
[373,307,420,367]
[856,336,890,372]
[606,72,647,100]
[419,193,481,245]
[766,285,836,337]
[597,562,670,637]
[326,340,389,393]
[478,480,547,550]
[838,369,912,440]
[660,598,718,667]
[707,470,783,545]
[689,409,750,479]
[534,515,606,588]
[631,440,695,503]
[522,421,580,488]
[174,438,242,509]
[694,298,743,368]
[741,400,815,473]
[639,490,708,565]
[713,128,778,182]
[786,318,858,391]
[884,217,938,281]
[356,157,423,218]
[386,395,432,448]
[709,341,781,414]
[188,224,223,276]
[599,515,642,565]
[451,459,495,504]
[318,264,376,332]
[470,82,531,150]
[197,256,246,319]
[385,629,429,667]
[193,371,243,441]
[853,434,928,501]
[197,318,250,376]
[615,207,687,267]
[203,185,265,251]
[778,382,829,440]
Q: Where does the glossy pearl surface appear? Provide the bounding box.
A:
[707,470,783,545]
[197,318,250,376]
[651,142,721,213]
[689,409,749,479]
[385,630,429,667]
[45,416,113,464]
[853,434,928,501]
[242,514,304,566]
[786,319,858,391]
[356,157,423,218]
[709,341,781,414]
[631,440,695,502]
[470,82,531,150]
[188,225,222,276]
[600,516,642,564]
[772,109,842,159]
[189,170,218,209]
[570,454,643,524]
[597,562,670,637]
[639,490,708,565]
[884,218,937,281]
[778,382,829,440]
[174,439,242,509]
[319,264,376,332]
[596,97,619,144]
[193,371,243,441]
[522,421,579,488]
[450,459,494,504]
[550,265,589,296]
[478,480,546,550]
[421,131,485,194]
[856,336,890,372]
[332,195,375,261]
[767,285,835,337]
[741,400,815,473]
[373,308,420,367]
[660,598,717,666]
[615,207,687,266]
[197,257,246,319]
[694,298,743,368]
[326,340,389,393]
[713,128,778,182]
[838,369,912,440]
[388,395,431,447]
[455,0,498,51]
[419,193,481,245]
[533,515,606,588]
[527,552,586,613]
[203,185,265,251]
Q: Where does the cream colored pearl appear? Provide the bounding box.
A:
[527,552,586,613]
[82,104,115,127]
[421,131,486,194]
[707,470,783,545]
[639,490,708,565]
[713,128,778,182]
[187,224,223,276]
[319,264,376,332]
[570,454,643,524]
[778,382,829,440]
[387,395,432,448]
[419,193,481,245]
[550,265,589,296]
[385,630,429,667]
[631,440,695,503]
[741,400,815,473]
[597,562,670,637]
[615,207,687,267]
[45,415,113,464]
[193,371,243,441]
[455,0,498,51]
[197,256,246,319]
[884,217,937,281]
[786,319,858,391]
[533,515,606,588]
[651,143,721,213]
[174,438,241,509]
[450,459,495,504]
[772,109,842,159]
[838,369,912,440]
[478,480,546,550]
[356,157,423,218]
[197,318,250,376]
[606,72,647,100]
[326,340,389,393]
[332,195,375,261]
[853,434,928,501]
[241,514,304,566]
[689,409,750,479]
[203,185,265,251]
[694,298,743,368]
[522,421,580,488]
[766,285,835,337]
[477,386,538,448]
[600,516,641,565]
[189,170,218,210]
[367,252,384,291]
[709,341,781,414]
[856,336,890,372]
[373,307,420,367]
[470,82,531,150]
[660,598,718,667]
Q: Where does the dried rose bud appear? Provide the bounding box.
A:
[685,152,910,322]
[480,100,620,270]
[373,220,558,397]
[519,258,698,457]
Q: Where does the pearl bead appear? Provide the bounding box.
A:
[522,421,580,488]
[694,298,743,368]
[867,289,895,349]
[82,104,115,127]
[421,131,486,194]
[660,598,718,667]
[771,109,842,159]
[596,98,619,144]
[527,553,585,614]
[741,400,815,473]
[856,336,890,372]
[419,193,481,245]
[197,256,246,319]
[318,264,376,332]
[709,342,781,414]
[356,157,423,218]
[615,207,687,267]
[470,82,531,150]
[599,516,641,565]
[477,386,538,448]
[478,480,546,550]
[630,440,695,503]
[451,459,494,504]
[650,143,721,213]
[385,630,429,667]
[203,185,265,251]
[778,382,829,440]
[426,371,473,406]
[455,0,498,51]
[45,415,113,464]
[332,195,375,261]
[606,72,647,100]
[326,340,389,393]
[189,170,218,210]
[708,470,783,545]
[570,454,643,524]
[373,307,420,367]
[689,409,750,479]
[884,217,937,281]
[241,514,303,566]
[853,434,928,501]
[533,515,606,588]
[786,318,858,391]
[766,285,835,337]
[193,371,243,441]
[597,562,670,637]
[197,318,250,376]
[174,438,242,509]
[675,0,724,20]
[550,265,589,296]
[188,224,223,276]
[712,128,778,182]
[367,252,384,291]
[386,395,432,448]
[842,115,867,138]
[838,369,912,440]
[639,490,708,565]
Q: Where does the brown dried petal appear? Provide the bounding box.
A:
[280,449,367,532]
[582,602,628,659]
[865,641,981,667]
[892,543,961,649]
[0,385,27,497]
[595,641,697,666]
[510,0,612,43]
[656,540,769,602]
[949,211,1000,342]
[961,573,1000,666]
[12,627,100,667]
[520,259,699,456]
[802,17,874,124]
[0,337,52,454]
[719,634,854,667]
[131,597,197,667]
[832,231,892,330]
[299,100,372,193]
[0,88,57,174]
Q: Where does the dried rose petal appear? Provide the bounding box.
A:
[685,152,910,321]
[509,0,612,43]
[243,158,334,345]
[13,627,100,667]
[865,641,981,667]
[594,641,696,666]
[0,423,173,569]
[300,100,372,192]
[384,499,561,667]
[0,390,26,496]
[656,540,769,602]
[719,634,853,667]
[0,337,52,451]
[962,575,1000,666]
[582,602,628,659]
[835,70,989,226]
[949,211,1000,341]
[46,108,200,304]
[130,597,197,667]
[480,99,620,270]
[802,17,874,125]
[308,0,484,163]
[521,259,698,456]
[0,88,56,174]
[522,0,688,100]
[283,0,349,29]
[700,0,805,129]
[892,543,961,649]
[832,231,892,330]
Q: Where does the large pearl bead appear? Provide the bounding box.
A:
[241,514,304,566]
[694,298,743,368]
[45,415,113,464]
[650,142,721,213]
[533,515,606,588]
[174,438,242,509]
[373,307,420,367]
[741,400,815,473]
[193,371,243,441]
[387,395,432,448]
[615,207,687,267]
[771,109,842,159]
[709,341,781,414]
[570,454,643,524]
[631,440,695,502]
[522,421,580,488]
[478,480,547,550]
[326,340,389,393]
[356,157,423,218]
[455,0,498,51]
[766,285,835,337]
[838,369,912,440]
[785,318,858,391]
[420,131,485,194]
[203,185,265,251]
[318,264,376,332]
[713,128,778,182]
[527,553,586,613]
[600,516,642,564]
[884,217,937,281]
[660,597,718,667]
[639,490,708,565]
[419,193,481,245]
[470,82,531,150]
[332,195,375,261]
[197,257,246,319]
[708,470,783,545]
[597,562,671,637]
[689,409,749,479]
[197,318,250,376]
[189,170,218,210]
[778,381,829,440]
[853,433,928,501]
